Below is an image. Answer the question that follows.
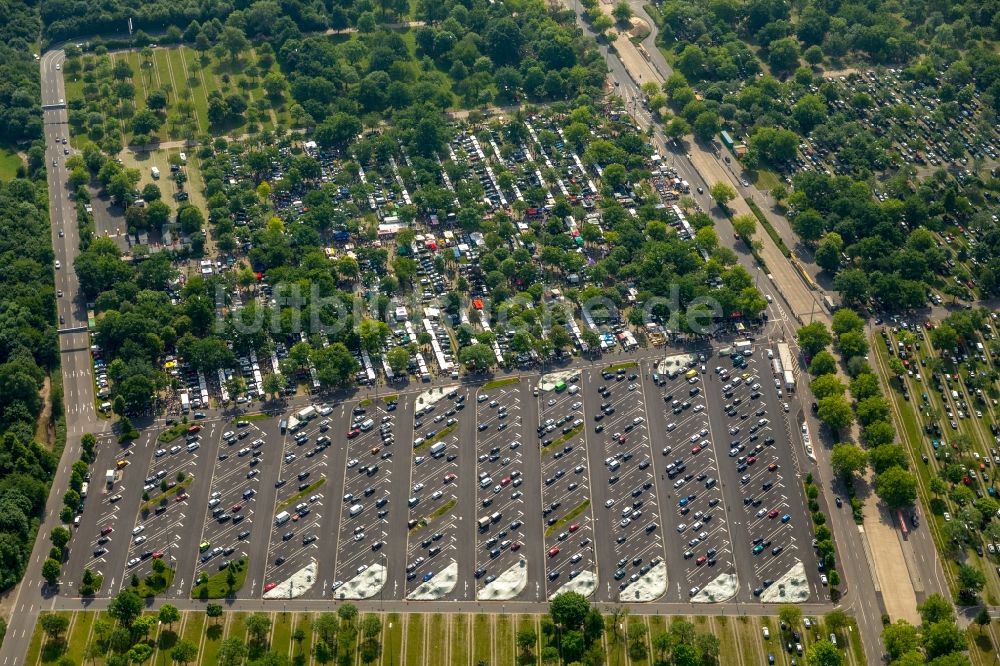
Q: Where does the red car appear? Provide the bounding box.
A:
[151,550,164,559]
[231,504,243,512]
[500,476,512,487]
[768,508,780,519]
[747,456,757,465]
[187,425,202,434]
[696,555,707,566]
[443,473,457,483]
[691,445,702,455]
[548,547,560,558]
[346,428,360,439]
[568,523,580,533]
[175,493,189,502]
[263,582,277,592]
[511,542,521,551]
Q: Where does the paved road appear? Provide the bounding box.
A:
[0,49,108,666]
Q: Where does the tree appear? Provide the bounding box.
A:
[612,1,632,24]
[732,214,756,240]
[975,608,991,633]
[262,373,284,400]
[797,322,832,356]
[922,621,966,659]
[206,604,223,623]
[838,331,868,360]
[41,613,69,641]
[810,374,845,400]
[816,233,842,271]
[217,638,247,666]
[805,639,842,666]
[41,558,61,586]
[883,620,919,659]
[692,111,720,142]
[219,27,250,64]
[517,629,537,657]
[550,591,591,630]
[830,443,867,479]
[779,605,802,629]
[459,344,495,371]
[710,182,736,208]
[831,309,864,337]
[957,564,986,601]
[876,466,917,509]
[247,613,271,645]
[817,395,853,432]
[809,351,836,376]
[108,589,143,628]
[50,526,71,551]
[768,37,801,76]
[159,603,181,628]
[171,639,198,665]
[918,594,954,626]
[386,347,410,375]
[338,604,358,625]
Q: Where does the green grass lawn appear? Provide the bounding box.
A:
[292,613,312,662]
[191,557,248,599]
[450,613,469,666]
[496,613,514,666]
[752,168,782,191]
[427,614,448,666]
[473,614,491,665]
[544,498,590,537]
[202,613,227,664]
[405,614,424,665]
[0,147,23,180]
[271,612,293,657]
[605,615,627,666]
[627,616,651,666]
[66,611,95,661]
[483,377,520,390]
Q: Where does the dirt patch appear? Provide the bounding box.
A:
[34,376,55,450]
[628,17,651,41]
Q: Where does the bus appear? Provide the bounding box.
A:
[554,380,567,392]
[897,509,908,538]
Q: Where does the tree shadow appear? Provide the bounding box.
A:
[206,623,224,641]
[41,638,68,662]
[158,629,178,650]
[974,631,993,653]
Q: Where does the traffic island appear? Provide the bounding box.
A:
[334,562,386,600]
[622,560,667,601]
[406,561,458,600]
[692,572,737,602]
[477,558,527,600]
[548,570,597,600]
[760,560,810,603]
[263,560,316,600]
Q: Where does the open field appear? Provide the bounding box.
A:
[0,147,23,180]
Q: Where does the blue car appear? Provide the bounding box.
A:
[422,571,434,583]
[679,498,689,507]
[781,514,791,523]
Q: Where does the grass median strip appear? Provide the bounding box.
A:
[545,499,591,537]
[140,477,193,513]
[745,198,791,258]
[232,413,270,423]
[414,424,457,451]
[602,361,638,373]
[158,422,190,443]
[410,499,458,533]
[542,424,583,455]
[191,558,248,599]
[483,377,520,390]
[382,394,398,403]
[275,479,326,512]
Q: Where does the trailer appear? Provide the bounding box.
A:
[296,405,317,422]
[180,392,190,413]
[783,369,796,391]
[777,343,795,374]
[771,358,783,376]
[106,469,115,487]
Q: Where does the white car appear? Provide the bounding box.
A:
[605,499,615,507]
[154,448,167,457]
[347,458,359,468]
[132,525,145,535]
[127,557,141,568]
[134,535,146,545]
[412,483,424,492]
[54,260,61,269]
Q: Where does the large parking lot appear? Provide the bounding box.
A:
[64,341,827,604]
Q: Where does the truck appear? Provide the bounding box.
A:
[771,358,783,376]
[180,392,190,413]
[151,166,160,179]
[275,511,291,526]
[105,469,115,487]
[734,340,752,354]
[296,405,317,421]
[777,343,795,375]
[430,442,446,456]
[783,369,796,391]
[478,516,491,530]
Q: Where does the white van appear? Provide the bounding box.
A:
[430,442,446,456]
[275,511,291,525]
[568,385,580,395]
[360,418,374,431]
[349,504,364,517]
